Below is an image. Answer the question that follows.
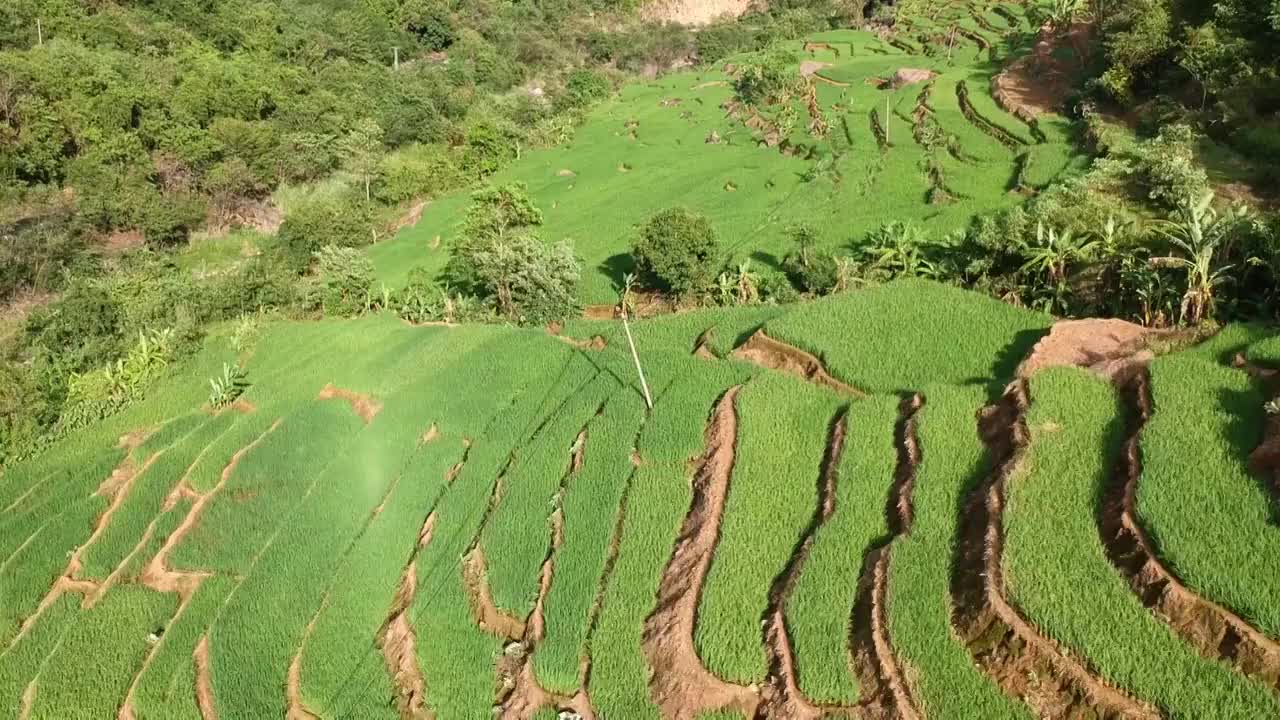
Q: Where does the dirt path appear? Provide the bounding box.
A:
[642,387,758,719]
[952,381,1159,719]
[1104,372,1280,687]
[731,331,864,397]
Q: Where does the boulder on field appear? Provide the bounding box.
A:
[556,168,576,177]
[1017,318,1158,385]
[891,68,937,88]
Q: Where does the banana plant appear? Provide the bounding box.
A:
[1150,192,1251,325]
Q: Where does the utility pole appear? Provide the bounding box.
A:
[36,18,42,46]
[620,274,653,412]
[392,46,399,71]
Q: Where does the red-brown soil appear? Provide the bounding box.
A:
[992,22,1092,118]
[731,330,864,397]
[194,635,217,720]
[462,549,527,641]
[379,554,429,720]
[1017,318,1162,386]
[317,384,383,424]
[1105,372,1280,688]
[952,381,1159,719]
[642,386,758,719]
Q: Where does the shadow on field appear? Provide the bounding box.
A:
[1218,386,1280,524]
[598,253,636,290]
[748,250,783,272]
[983,327,1049,399]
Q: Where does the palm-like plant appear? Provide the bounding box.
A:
[863,222,937,278]
[1019,222,1100,284]
[1150,193,1250,325]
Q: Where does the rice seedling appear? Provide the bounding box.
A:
[764,279,1051,394]
[589,364,749,718]
[786,395,899,704]
[695,373,843,684]
[532,392,647,694]
[1138,356,1280,637]
[885,384,1029,718]
[1004,367,1280,716]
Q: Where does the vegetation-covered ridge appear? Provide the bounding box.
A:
[1,279,1279,719]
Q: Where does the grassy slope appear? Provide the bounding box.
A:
[369,23,1085,304]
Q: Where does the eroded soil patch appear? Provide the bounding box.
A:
[732,330,864,397]
[642,387,758,719]
[952,381,1159,719]
[317,384,383,424]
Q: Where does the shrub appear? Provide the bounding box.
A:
[274,198,376,273]
[733,50,799,106]
[1133,124,1209,209]
[208,362,249,408]
[632,208,720,295]
[561,69,612,109]
[400,0,455,51]
[313,245,375,316]
[446,183,544,291]
[455,233,580,324]
[374,145,465,204]
[461,122,518,178]
[781,225,840,294]
[0,208,88,300]
[141,194,207,247]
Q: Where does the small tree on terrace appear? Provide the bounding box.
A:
[340,118,385,203]
[632,207,719,296]
[446,182,578,323]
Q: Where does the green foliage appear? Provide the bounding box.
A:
[0,207,88,300]
[374,145,465,204]
[208,363,249,408]
[633,208,720,295]
[1132,124,1210,209]
[733,50,801,106]
[781,225,841,294]
[313,245,375,317]
[562,69,613,110]
[443,183,576,323]
[275,199,376,273]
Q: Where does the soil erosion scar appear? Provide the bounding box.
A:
[642,386,758,719]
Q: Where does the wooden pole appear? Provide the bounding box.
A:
[392,47,399,71]
[36,18,42,46]
[619,278,653,411]
[885,95,890,145]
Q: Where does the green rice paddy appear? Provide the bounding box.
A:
[3,0,1279,716]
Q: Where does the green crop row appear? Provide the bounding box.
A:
[1138,356,1280,637]
[29,586,177,720]
[589,364,749,717]
[532,392,647,694]
[169,401,364,574]
[695,373,843,684]
[787,395,899,704]
[885,384,1029,718]
[765,278,1051,395]
[481,369,623,617]
[132,577,237,720]
[299,434,470,717]
[1004,367,1279,716]
[79,413,236,581]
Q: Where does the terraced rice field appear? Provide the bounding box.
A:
[4,278,1280,719]
[369,0,1088,303]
